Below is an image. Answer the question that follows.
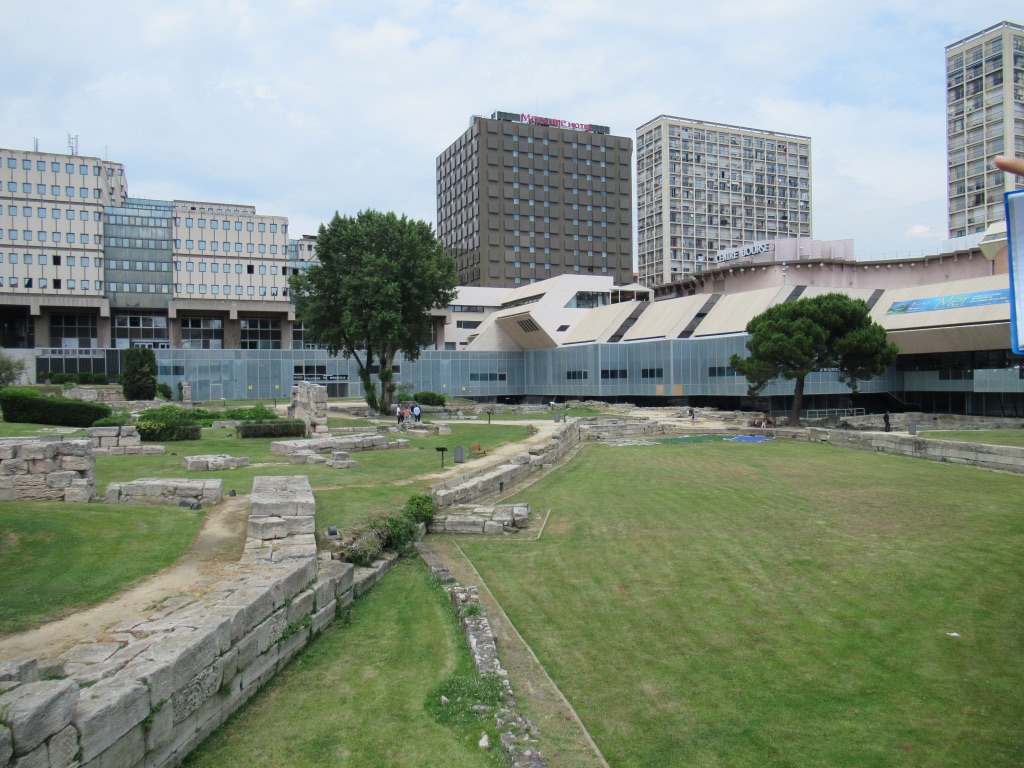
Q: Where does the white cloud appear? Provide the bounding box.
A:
[1,0,1021,254]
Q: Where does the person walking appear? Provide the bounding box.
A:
[412,404,421,423]
[396,402,403,427]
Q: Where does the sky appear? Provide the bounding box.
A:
[2,1,1021,263]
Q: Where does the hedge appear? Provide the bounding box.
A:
[135,421,202,442]
[138,404,280,428]
[236,420,306,438]
[413,391,446,407]
[38,372,110,385]
[0,387,112,427]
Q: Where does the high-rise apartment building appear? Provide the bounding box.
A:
[946,21,1024,238]
[436,111,634,288]
[635,116,812,287]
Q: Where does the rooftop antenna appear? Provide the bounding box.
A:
[33,137,39,152]
[68,133,79,156]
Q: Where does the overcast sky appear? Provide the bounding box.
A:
[2,1,1020,262]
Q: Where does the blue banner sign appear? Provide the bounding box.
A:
[1007,190,1024,354]
[886,288,1009,316]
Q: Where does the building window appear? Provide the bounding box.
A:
[180,316,224,349]
[240,317,281,349]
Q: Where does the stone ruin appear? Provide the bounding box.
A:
[182,454,250,471]
[0,438,95,503]
[104,479,223,507]
[88,426,165,456]
[287,381,329,437]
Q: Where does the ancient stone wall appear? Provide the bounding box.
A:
[183,455,250,471]
[269,434,408,457]
[0,438,95,503]
[104,479,223,507]
[286,382,329,437]
[0,474,409,768]
[88,427,165,456]
[803,428,1024,474]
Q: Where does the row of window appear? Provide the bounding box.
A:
[468,372,507,381]
[177,261,284,275]
[107,259,167,271]
[177,218,284,233]
[6,253,94,265]
[4,182,104,198]
[2,231,95,244]
[174,284,285,297]
[177,240,279,254]
[0,277,97,290]
[6,206,97,220]
[4,158,113,175]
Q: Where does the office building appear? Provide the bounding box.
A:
[946,21,1024,238]
[436,110,634,288]
[635,116,812,287]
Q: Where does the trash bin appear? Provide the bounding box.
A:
[553,413,562,422]
[908,423,917,436]
[454,445,465,463]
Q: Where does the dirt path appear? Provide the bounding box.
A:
[0,494,251,661]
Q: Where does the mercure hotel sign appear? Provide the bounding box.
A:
[521,113,594,131]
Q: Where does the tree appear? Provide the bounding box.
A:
[0,349,27,388]
[729,293,898,426]
[290,210,458,413]
[121,347,158,401]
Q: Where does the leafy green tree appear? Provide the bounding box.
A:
[290,210,458,412]
[121,347,158,401]
[0,349,27,388]
[730,293,898,426]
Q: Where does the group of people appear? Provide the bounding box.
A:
[396,402,421,427]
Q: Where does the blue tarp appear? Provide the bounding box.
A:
[730,435,774,443]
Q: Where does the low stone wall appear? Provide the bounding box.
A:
[88,427,166,457]
[183,455,250,471]
[431,417,665,509]
[428,503,530,534]
[840,412,1024,432]
[286,381,329,437]
[0,472,417,768]
[418,547,546,768]
[269,434,408,457]
[803,428,1024,474]
[104,479,223,507]
[0,438,95,503]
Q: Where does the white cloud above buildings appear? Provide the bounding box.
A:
[0,0,1018,259]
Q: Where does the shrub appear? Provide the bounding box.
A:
[236,420,305,438]
[402,493,435,524]
[0,387,111,427]
[138,405,200,426]
[156,383,173,400]
[38,371,108,385]
[136,420,202,442]
[223,405,279,422]
[413,391,446,407]
[122,348,158,400]
[93,411,133,427]
[371,515,419,551]
[343,528,385,567]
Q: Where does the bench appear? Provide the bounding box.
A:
[469,442,487,458]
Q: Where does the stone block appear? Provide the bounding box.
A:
[88,427,120,438]
[143,700,173,753]
[26,459,58,475]
[119,426,139,437]
[56,440,91,457]
[46,724,78,768]
[0,659,39,685]
[64,480,94,503]
[91,723,144,768]
[0,445,15,460]
[44,471,79,490]
[285,516,315,536]
[59,455,92,472]
[140,445,166,455]
[278,624,310,666]
[0,680,78,757]
[119,436,142,447]
[59,641,123,665]
[17,443,56,461]
[483,520,504,534]
[0,458,26,477]
[99,437,119,448]
[183,457,209,471]
[286,590,315,626]
[247,517,288,540]
[311,600,337,634]
[171,667,220,724]
[240,646,279,690]
[72,677,149,763]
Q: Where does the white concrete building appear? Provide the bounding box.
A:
[945,21,1024,238]
[635,116,812,288]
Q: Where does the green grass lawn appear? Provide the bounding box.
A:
[0,502,204,634]
[184,560,501,768]
[920,429,1024,447]
[0,420,528,637]
[455,440,1024,767]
